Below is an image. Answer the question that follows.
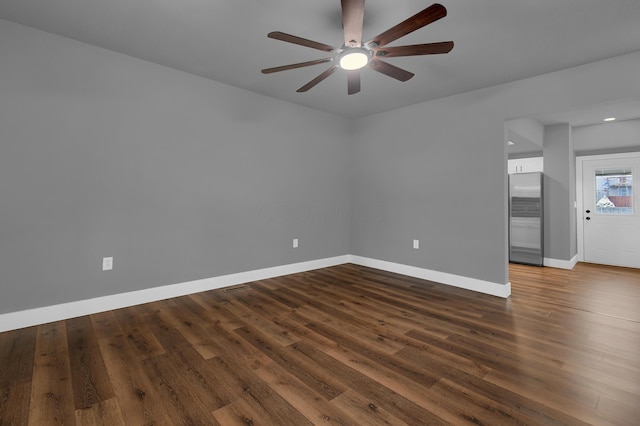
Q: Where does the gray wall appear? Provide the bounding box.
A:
[3,19,640,315]
[543,124,576,261]
[507,117,545,158]
[573,118,640,156]
[350,95,509,285]
[350,51,640,286]
[0,20,351,314]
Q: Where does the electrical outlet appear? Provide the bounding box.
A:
[293,238,299,248]
[413,239,420,249]
[102,257,113,271]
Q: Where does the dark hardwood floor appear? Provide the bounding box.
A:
[1,262,639,425]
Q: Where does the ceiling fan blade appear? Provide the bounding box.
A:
[297,65,338,92]
[375,41,454,58]
[347,70,361,95]
[262,58,334,74]
[368,59,414,82]
[364,3,447,49]
[268,31,337,52]
[341,0,365,47]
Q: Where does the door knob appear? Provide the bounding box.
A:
[586,217,591,220]
[585,209,591,213]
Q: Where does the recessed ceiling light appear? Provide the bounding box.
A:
[604,117,616,122]
[507,141,515,146]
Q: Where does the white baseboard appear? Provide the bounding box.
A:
[348,255,511,298]
[0,255,350,333]
[543,255,578,270]
[0,254,514,333]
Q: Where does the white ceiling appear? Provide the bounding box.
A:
[2,0,640,118]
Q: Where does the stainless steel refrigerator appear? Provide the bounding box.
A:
[509,172,544,266]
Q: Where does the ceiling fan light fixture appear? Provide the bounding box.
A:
[339,48,370,70]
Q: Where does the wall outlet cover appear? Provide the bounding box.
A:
[102,257,113,271]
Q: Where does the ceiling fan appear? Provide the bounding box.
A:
[261,1,454,95]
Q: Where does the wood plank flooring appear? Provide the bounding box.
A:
[1,262,639,425]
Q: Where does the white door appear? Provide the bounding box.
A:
[581,155,640,268]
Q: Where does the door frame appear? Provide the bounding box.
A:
[576,151,640,263]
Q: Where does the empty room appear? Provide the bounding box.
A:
[1,1,640,424]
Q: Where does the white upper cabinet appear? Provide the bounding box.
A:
[508,157,543,174]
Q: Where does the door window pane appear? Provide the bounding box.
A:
[595,167,633,215]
